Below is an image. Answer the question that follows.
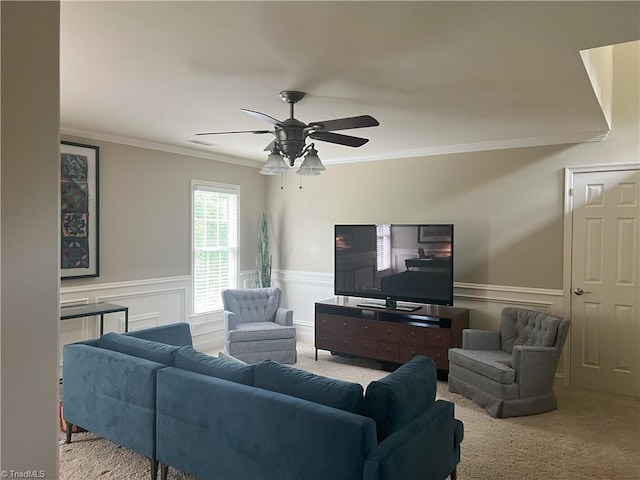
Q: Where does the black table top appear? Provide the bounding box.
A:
[60,302,128,320]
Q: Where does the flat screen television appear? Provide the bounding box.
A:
[334,224,454,310]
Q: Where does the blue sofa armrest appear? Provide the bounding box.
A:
[363,400,460,480]
[124,322,192,347]
[156,367,377,480]
[62,343,167,459]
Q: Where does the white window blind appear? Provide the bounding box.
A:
[192,181,239,315]
[376,224,391,271]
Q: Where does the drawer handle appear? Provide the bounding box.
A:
[364,325,369,330]
[342,340,348,345]
[410,331,416,338]
[386,328,392,335]
[322,336,327,341]
[386,347,392,353]
[436,335,442,341]
[363,344,369,349]
[436,354,442,360]
[343,323,348,328]
[322,319,328,325]
[410,350,416,356]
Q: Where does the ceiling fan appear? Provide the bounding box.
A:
[196,91,379,175]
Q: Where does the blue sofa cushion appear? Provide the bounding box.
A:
[254,360,364,414]
[363,355,437,441]
[97,332,180,366]
[175,346,255,386]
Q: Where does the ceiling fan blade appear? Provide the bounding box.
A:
[195,130,272,136]
[309,115,379,132]
[240,108,283,126]
[309,131,369,147]
[263,140,276,152]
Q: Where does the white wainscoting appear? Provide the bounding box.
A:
[59,271,254,370]
[60,271,568,378]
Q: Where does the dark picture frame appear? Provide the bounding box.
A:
[417,225,451,243]
[60,141,100,279]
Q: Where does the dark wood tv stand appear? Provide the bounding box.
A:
[314,298,469,373]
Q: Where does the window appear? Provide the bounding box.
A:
[376,224,391,271]
[192,180,239,315]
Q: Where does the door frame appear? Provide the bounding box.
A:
[562,162,640,387]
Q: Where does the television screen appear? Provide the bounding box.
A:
[334,224,454,307]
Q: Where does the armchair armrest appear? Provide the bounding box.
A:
[274,307,293,326]
[512,346,559,397]
[462,329,500,350]
[223,310,239,332]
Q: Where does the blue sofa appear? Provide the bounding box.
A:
[63,323,463,480]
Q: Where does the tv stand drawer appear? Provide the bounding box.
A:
[427,329,451,348]
[378,322,400,343]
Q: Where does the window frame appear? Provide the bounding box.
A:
[190,179,240,316]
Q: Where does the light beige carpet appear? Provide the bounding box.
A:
[59,343,640,480]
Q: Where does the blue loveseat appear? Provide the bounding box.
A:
[63,323,463,480]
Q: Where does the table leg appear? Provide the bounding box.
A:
[125,309,129,332]
[100,314,105,336]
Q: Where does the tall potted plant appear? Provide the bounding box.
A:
[255,212,272,288]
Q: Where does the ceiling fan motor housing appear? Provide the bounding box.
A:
[275,118,307,163]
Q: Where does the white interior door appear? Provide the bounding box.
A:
[570,168,640,397]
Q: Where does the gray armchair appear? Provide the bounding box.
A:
[448,307,569,418]
[222,287,297,364]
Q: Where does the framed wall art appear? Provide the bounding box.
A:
[60,141,100,279]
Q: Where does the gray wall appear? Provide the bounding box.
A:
[60,137,267,287]
[1,2,60,477]
[266,41,639,291]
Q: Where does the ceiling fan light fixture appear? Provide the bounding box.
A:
[296,147,326,176]
[259,149,289,175]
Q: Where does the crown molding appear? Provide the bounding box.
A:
[60,127,264,169]
[326,130,611,165]
[61,126,610,169]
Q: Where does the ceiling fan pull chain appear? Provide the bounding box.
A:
[299,175,303,190]
[280,173,284,190]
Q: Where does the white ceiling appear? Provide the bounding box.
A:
[60,1,640,167]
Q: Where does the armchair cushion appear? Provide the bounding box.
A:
[175,346,255,386]
[500,307,561,353]
[254,360,364,414]
[447,348,514,384]
[227,322,296,342]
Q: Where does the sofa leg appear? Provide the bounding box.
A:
[149,458,158,480]
[160,463,169,480]
[451,467,458,480]
[65,422,73,444]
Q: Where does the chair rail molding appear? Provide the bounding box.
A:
[60,275,218,359]
[272,269,567,376]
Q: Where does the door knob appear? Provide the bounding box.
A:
[574,288,591,296]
